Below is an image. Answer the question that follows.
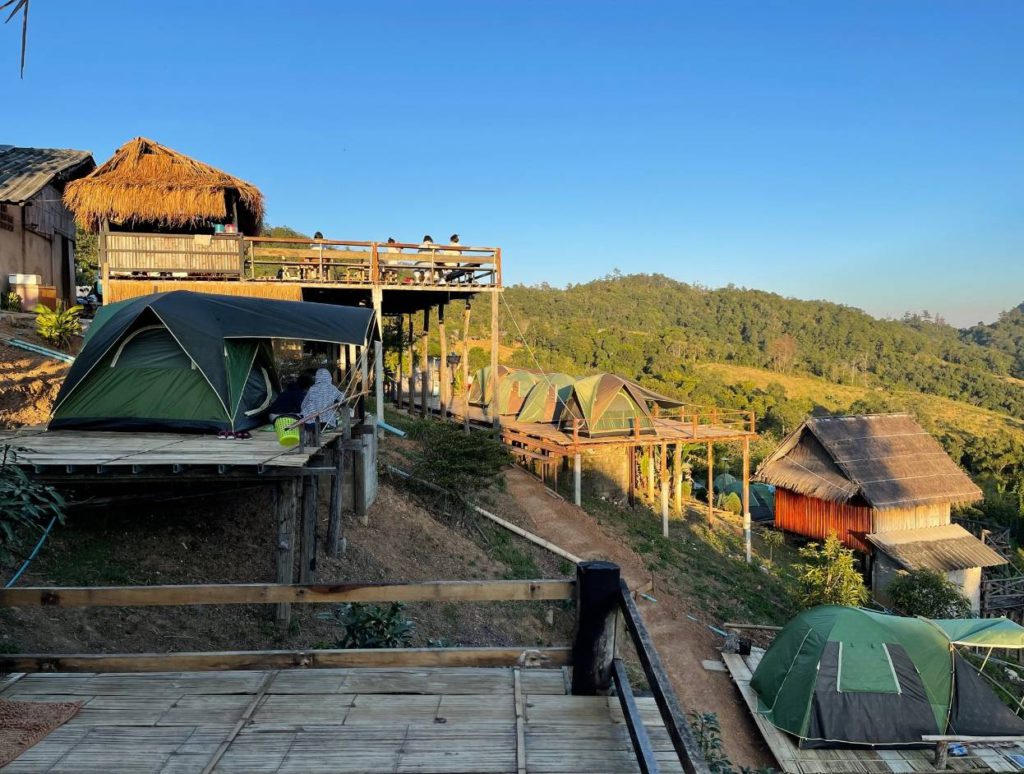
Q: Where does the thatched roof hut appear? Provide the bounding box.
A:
[756,413,981,510]
[64,137,264,234]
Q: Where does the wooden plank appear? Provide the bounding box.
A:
[612,658,660,774]
[200,670,278,773]
[722,652,800,773]
[0,578,575,607]
[0,646,573,673]
[515,668,527,774]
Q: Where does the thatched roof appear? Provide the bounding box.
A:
[64,137,264,234]
[756,414,982,510]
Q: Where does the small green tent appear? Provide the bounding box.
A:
[516,373,576,424]
[559,373,657,437]
[468,365,510,407]
[495,370,541,415]
[751,605,1024,748]
[50,291,376,433]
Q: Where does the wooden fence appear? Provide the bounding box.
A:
[0,562,707,774]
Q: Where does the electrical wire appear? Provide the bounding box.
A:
[4,515,56,588]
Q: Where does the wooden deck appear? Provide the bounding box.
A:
[0,426,338,474]
[723,650,1024,774]
[0,667,684,774]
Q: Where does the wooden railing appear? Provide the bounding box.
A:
[103,233,502,288]
[560,407,756,440]
[0,562,708,774]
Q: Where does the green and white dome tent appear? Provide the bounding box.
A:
[50,291,377,433]
[750,605,1024,749]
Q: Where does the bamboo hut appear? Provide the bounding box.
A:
[756,413,999,611]
[64,137,264,235]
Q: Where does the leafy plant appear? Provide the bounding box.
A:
[762,529,785,563]
[405,419,509,496]
[717,491,742,515]
[0,446,65,566]
[34,301,82,348]
[316,602,414,648]
[796,532,868,608]
[1,291,21,311]
[690,711,778,774]
[886,568,971,618]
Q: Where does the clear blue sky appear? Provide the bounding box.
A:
[3,1,1021,326]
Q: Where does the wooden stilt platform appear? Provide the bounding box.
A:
[723,649,1024,774]
[0,667,685,773]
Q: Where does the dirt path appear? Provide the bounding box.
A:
[497,467,774,769]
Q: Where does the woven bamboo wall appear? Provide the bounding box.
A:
[107,280,303,304]
[872,502,950,532]
[775,487,873,553]
[105,234,243,273]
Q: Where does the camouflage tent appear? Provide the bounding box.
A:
[516,373,576,423]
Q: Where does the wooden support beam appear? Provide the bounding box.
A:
[420,308,431,419]
[407,314,415,410]
[327,417,351,558]
[612,658,659,774]
[372,288,384,420]
[660,443,669,537]
[707,442,714,527]
[396,314,405,409]
[490,290,500,428]
[299,474,318,584]
[0,645,574,674]
[573,453,582,507]
[673,443,683,516]
[438,303,448,420]
[462,301,472,434]
[571,561,621,696]
[275,479,297,627]
[0,579,576,608]
[646,449,655,503]
[742,436,751,565]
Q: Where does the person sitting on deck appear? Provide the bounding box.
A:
[268,370,315,421]
[414,235,435,284]
[301,367,346,429]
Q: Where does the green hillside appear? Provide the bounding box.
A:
[965,303,1024,379]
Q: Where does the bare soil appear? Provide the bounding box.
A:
[0,312,75,429]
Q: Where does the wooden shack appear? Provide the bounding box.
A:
[757,414,1002,611]
[0,144,95,305]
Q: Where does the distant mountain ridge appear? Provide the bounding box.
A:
[490,274,1024,421]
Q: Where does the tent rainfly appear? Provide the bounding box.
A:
[468,365,511,407]
[559,373,658,437]
[495,370,542,415]
[50,291,376,433]
[63,137,265,235]
[751,605,1024,749]
[516,373,576,423]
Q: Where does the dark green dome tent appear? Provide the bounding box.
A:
[559,373,658,437]
[50,291,376,433]
[751,605,1024,749]
[468,365,509,407]
[516,373,576,424]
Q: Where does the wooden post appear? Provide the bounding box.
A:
[299,474,318,583]
[438,303,448,420]
[327,412,352,558]
[742,437,751,565]
[397,314,404,410]
[646,449,655,503]
[660,444,669,537]
[420,308,431,419]
[571,561,621,695]
[572,452,582,507]
[490,290,500,428]
[707,442,714,527]
[672,443,683,517]
[275,479,297,627]
[462,301,472,433]
[407,315,415,411]
[372,288,384,424]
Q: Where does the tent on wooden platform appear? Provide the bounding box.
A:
[516,373,576,423]
[467,366,542,414]
[50,290,376,433]
[559,373,659,438]
[750,605,1024,749]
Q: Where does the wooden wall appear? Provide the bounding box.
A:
[105,233,243,274]
[873,502,950,532]
[775,488,873,553]
[107,280,303,304]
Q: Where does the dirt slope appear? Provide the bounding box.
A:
[491,467,773,769]
[0,312,74,429]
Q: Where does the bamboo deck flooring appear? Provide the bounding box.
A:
[0,426,336,472]
[0,667,681,773]
[724,650,1024,774]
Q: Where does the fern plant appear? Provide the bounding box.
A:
[0,446,65,565]
[34,301,82,348]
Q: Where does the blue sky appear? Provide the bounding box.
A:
[2,1,1021,326]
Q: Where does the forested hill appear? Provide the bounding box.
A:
[965,303,1024,379]
[492,274,1024,421]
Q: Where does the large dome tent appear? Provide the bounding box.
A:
[750,605,1024,748]
[50,291,377,433]
[559,373,657,437]
[516,373,576,424]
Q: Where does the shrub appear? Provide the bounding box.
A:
[0,446,65,566]
[762,529,785,563]
[887,568,971,618]
[796,533,868,608]
[1,291,21,312]
[34,301,82,348]
[717,491,742,515]
[316,602,414,648]
[405,419,509,495]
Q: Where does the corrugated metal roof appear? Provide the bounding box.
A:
[0,145,94,204]
[867,524,1006,572]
